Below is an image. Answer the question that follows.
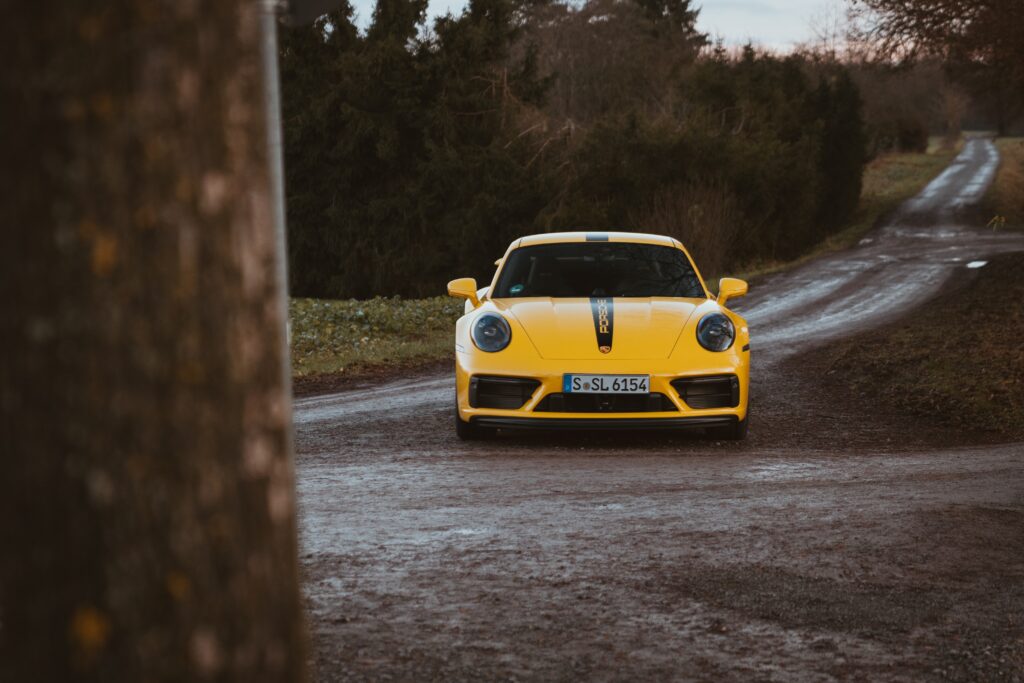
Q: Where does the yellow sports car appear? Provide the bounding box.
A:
[447,232,750,440]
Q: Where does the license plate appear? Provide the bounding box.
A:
[563,374,650,394]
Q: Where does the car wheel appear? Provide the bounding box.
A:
[455,404,496,441]
[709,414,748,441]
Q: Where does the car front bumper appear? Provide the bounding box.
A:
[455,351,749,427]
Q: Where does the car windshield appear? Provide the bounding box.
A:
[492,242,705,298]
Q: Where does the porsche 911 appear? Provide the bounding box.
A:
[447,232,750,440]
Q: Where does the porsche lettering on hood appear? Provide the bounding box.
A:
[501,298,700,360]
[590,297,614,353]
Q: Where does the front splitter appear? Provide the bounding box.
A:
[471,415,737,431]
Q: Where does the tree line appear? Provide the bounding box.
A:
[850,0,1023,136]
[279,0,869,298]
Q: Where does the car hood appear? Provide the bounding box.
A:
[496,297,703,360]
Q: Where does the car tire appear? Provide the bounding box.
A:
[455,404,496,441]
[709,414,748,441]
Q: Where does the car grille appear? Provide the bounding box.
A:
[671,375,739,409]
[469,376,541,410]
[534,393,677,413]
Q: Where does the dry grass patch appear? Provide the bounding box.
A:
[987,137,1024,229]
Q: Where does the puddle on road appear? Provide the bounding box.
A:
[738,460,828,482]
[440,527,489,537]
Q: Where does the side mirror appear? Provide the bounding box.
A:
[447,277,480,307]
[717,277,748,307]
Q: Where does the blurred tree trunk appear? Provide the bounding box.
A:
[0,2,306,681]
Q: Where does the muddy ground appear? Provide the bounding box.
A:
[294,138,1024,681]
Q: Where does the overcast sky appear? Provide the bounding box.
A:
[697,0,839,51]
[347,0,841,52]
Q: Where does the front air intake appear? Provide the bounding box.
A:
[671,375,740,409]
[469,376,540,410]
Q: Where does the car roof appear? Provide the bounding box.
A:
[513,231,679,249]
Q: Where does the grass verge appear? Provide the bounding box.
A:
[820,253,1024,442]
[985,137,1024,229]
[290,297,462,384]
[289,140,962,387]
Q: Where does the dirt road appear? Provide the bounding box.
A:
[294,138,1024,681]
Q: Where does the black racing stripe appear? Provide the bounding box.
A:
[589,297,614,352]
[585,232,609,241]
[742,344,750,352]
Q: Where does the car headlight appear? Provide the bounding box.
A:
[696,313,735,352]
[471,314,512,352]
